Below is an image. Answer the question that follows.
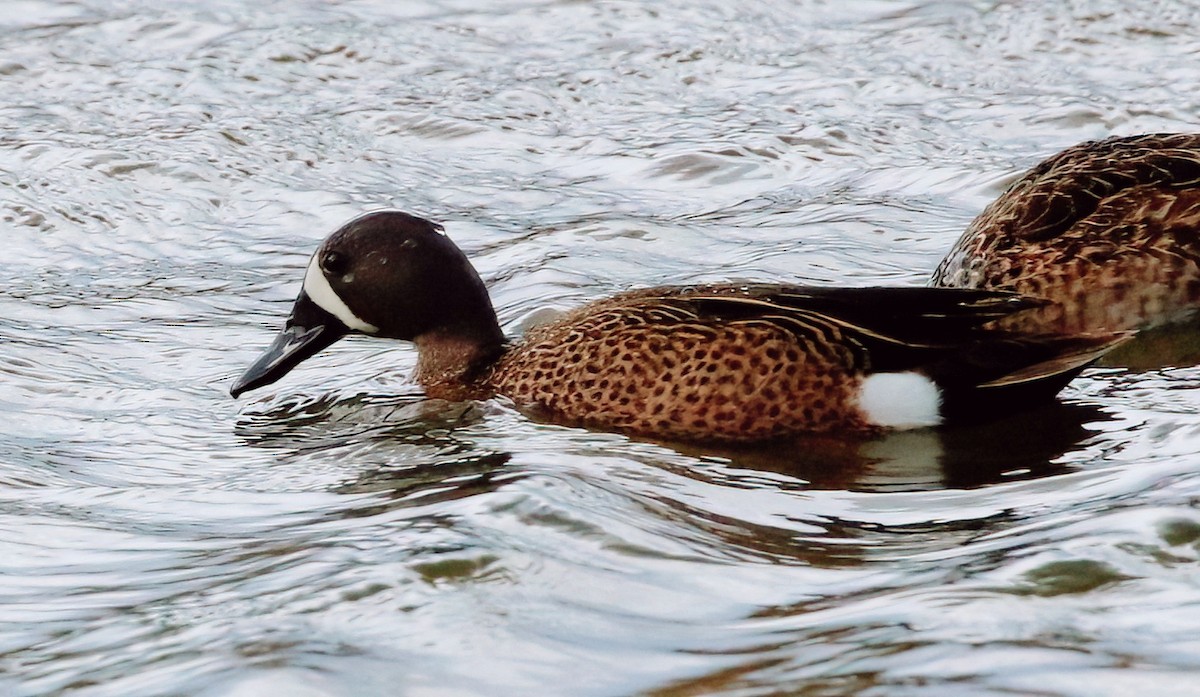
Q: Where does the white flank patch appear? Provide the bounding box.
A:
[302,254,379,333]
[857,372,942,429]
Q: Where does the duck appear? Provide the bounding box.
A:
[231,211,1127,443]
[931,133,1200,334]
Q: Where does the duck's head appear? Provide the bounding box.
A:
[230,210,501,397]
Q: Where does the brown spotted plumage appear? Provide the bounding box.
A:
[232,211,1129,443]
[932,133,1200,334]
[488,289,862,440]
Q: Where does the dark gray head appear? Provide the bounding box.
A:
[230,211,502,397]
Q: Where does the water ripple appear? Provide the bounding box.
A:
[2,0,1200,695]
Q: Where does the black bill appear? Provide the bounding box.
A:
[230,290,350,397]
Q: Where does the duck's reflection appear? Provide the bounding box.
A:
[233,391,485,446]
[233,383,1113,497]
[1098,318,1200,370]
[667,400,1113,492]
[233,392,517,508]
[227,387,1122,579]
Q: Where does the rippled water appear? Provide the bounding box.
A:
[3,1,1200,695]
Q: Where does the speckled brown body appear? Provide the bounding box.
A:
[487,289,867,441]
[932,133,1200,333]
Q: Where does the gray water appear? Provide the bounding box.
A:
[3,1,1200,695]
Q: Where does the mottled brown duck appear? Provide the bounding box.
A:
[232,211,1126,443]
[932,133,1200,335]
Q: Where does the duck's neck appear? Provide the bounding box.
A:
[414,323,507,401]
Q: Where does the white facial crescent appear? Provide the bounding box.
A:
[302,254,379,333]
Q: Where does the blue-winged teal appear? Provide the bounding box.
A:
[932,133,1200,334]
[232,211,1126,442]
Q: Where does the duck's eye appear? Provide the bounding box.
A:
[320,251,347,275]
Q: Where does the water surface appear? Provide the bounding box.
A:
[3,1,1200,695]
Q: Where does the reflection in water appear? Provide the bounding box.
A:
[1099,317,1200,370]
[234,392,488,449]
[237,381,1114,496]
[665,400,1111,492]
[228,382,1114,581]
[235,392,519,508]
